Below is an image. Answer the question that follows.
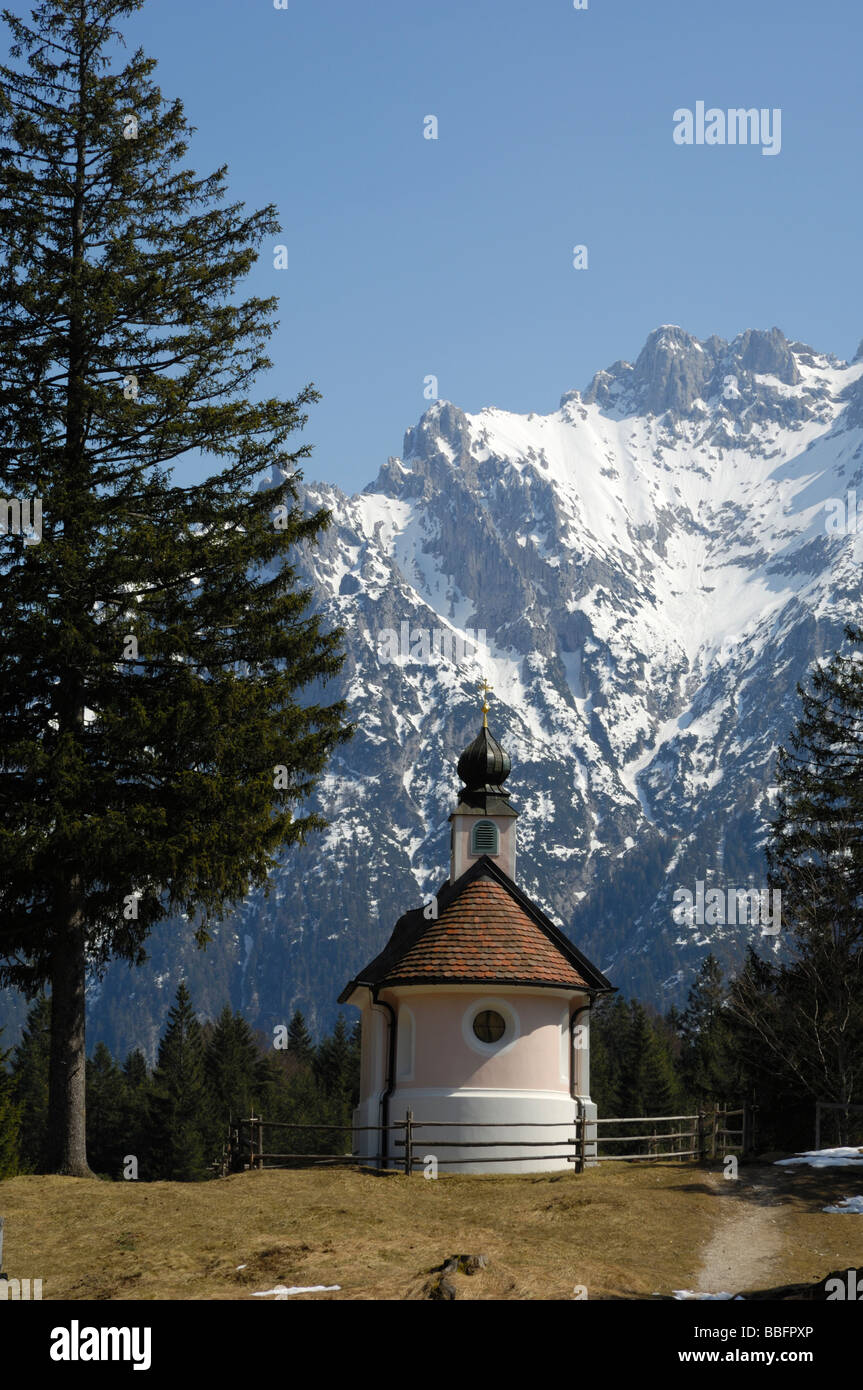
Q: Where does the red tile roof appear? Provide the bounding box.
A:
[339,857,615,1003]
[378,874,589,988]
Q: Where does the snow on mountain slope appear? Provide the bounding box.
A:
[79,326,863,1054]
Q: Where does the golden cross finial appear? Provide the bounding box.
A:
[478,677,493,729]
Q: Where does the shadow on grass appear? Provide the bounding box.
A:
[664,1157,863,1216]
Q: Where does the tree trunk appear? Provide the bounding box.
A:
[45,915,93,1177]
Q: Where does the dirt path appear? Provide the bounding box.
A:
[695,1165,788,1295]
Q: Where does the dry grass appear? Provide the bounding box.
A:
[1,1159,860,1300]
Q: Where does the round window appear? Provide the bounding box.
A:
[473,1009,506,1043]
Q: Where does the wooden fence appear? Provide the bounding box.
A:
[593,1104,751,1162]
[223,1102,752,1175]
[222,1116,365,1175]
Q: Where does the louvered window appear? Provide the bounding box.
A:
[471,819,499,856]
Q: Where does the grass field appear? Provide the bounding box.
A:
[1,1159,860,1300]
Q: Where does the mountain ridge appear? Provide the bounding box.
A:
[4,324,862,1058]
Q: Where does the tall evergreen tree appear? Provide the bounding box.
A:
[618,1002,679,1132]
[286,1010,314,1065]
[0,0,351,1174]
[724,947,798,1148]
[729,626,863,1136]
[347,1017,361,1108]
[678,954,733,1102]
[205,1005,267,1134]
[123,1048,149,1093]
[261,1047,324,1157]
[589,995,628,1117]
[314,1013,351,1100]
[121,1047,149,1168]
[312,1014,353,1154]
[86,1040,126,1176]
[147,982,212,1181]
[10,995,51,1170]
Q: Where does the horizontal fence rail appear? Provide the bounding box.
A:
[222,1102,752,1175]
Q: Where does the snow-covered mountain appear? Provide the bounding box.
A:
[67,326,863,1055]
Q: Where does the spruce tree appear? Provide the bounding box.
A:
[264,1048,324,1157]
[313,1014,353,1153]
[86,1040,127,1176]
[638,1024,678,1119]
[617,1001,680,1151]
[204,1005,267,1134]
[678,954,733,1102]
[347,1017,361,1108]
[121,1047,149,1169]
[123,1048,149,1093]
[589,995,628,1118]
[0,0,351,1175]
[147,982,212,1180]
[314,1013,351,1099]
[10,995,51,1170]
[286,1010,314,1065]
[731,626,863,1135]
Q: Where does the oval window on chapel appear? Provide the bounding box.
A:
[473,1009,506,1043]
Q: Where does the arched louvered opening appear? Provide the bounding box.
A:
[471,819,499,856]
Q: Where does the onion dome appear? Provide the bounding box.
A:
[452,680,515,816]
[457,724,511,795]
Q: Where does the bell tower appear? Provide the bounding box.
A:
[449,680,518,882]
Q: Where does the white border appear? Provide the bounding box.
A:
[461,996,521,1057]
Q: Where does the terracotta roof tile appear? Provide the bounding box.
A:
[378,875,588,988]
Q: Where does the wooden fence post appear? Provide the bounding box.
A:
[404,1110,413,1176]
[257,1116,265,1171]
[716,1105,724,1159]
[815,1101,821,1153]
[575,1099,586,1173]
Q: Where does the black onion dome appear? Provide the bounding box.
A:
[457,724,511,794]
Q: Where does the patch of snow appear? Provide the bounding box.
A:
[822,1195,863,1214]
[252,1284,341,1298]
[672,1290,743,1300]
[775,1147,863,1169]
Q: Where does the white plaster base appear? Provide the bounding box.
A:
[354,1088,598,1174]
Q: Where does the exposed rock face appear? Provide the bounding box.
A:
[584,325,805,418]
[9,326,861,1059]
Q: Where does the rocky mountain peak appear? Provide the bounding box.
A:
[581,325,812,420]
[64,326,863,1059]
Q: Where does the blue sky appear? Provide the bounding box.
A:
[15,0,863,492]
